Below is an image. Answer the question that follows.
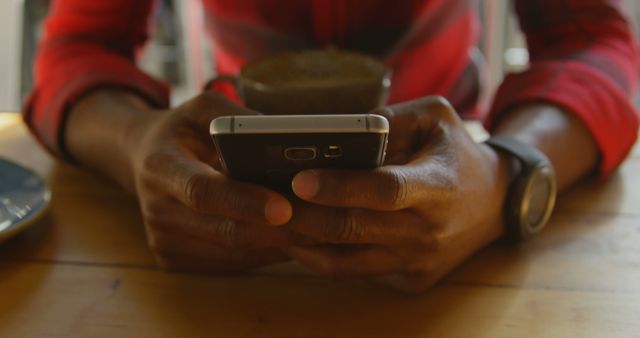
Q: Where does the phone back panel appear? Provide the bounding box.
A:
[213,132,387,191]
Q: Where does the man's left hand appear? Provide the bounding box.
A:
[287,96,510,293]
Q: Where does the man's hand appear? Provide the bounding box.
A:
[69,91,293,273]
[286,96,510,292]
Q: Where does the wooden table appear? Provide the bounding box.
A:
[1,112,639,338]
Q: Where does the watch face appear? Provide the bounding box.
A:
[521,165,556,234]
[484,136,558,241]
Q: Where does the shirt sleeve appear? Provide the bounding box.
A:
[485,0,640,178]
[22,0,170,161]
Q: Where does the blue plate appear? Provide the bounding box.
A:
[0,158,50,243]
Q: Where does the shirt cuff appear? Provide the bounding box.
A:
[485,60,639,178]
[23,50,170,162]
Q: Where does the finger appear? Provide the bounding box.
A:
[176,93,259,167]
[157,250,287,274]
[370,96,461,156]
[384,151,413,166]
[178,91,260,134]
[149,232,288,273]
[288,245,402,278]
[292,144,460,211]
[161,93,258,167]
[370,106,419,157]
[142,152,292,225]
[292,166,423,210]
[287,202,434,248]
[286,230,323,247]
[143,203,290,248]
[147,227,242,260]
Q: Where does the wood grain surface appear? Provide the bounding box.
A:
[1,113,639,338]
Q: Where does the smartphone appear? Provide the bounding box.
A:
[210,114,389,191]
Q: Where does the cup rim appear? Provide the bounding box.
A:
[237,49,392,91]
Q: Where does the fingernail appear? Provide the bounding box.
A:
[264,197,292,226]
[292,171,319,199]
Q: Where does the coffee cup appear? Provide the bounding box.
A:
[206,49,391,115]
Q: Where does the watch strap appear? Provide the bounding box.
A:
[484,136,551,169]
[484,136,557,242]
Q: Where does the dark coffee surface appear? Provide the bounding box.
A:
[241,50,387,88]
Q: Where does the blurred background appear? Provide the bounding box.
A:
[1,0,639,112]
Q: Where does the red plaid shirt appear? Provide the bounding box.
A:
[24,0,639,176]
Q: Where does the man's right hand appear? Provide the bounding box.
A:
[68,91,293,273]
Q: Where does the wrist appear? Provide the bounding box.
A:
[483,136,558,241]
[478,143,511,241]
[119,101,163,162]
[492,103,597,190]
[119,106,163,190]
[66,89,161,192]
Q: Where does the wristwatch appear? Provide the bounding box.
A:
[484,136,558,241]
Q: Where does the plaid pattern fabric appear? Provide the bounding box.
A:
[24,0,638,176]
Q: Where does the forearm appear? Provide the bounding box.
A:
[492,103,598,191]
[65,89,159,192]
